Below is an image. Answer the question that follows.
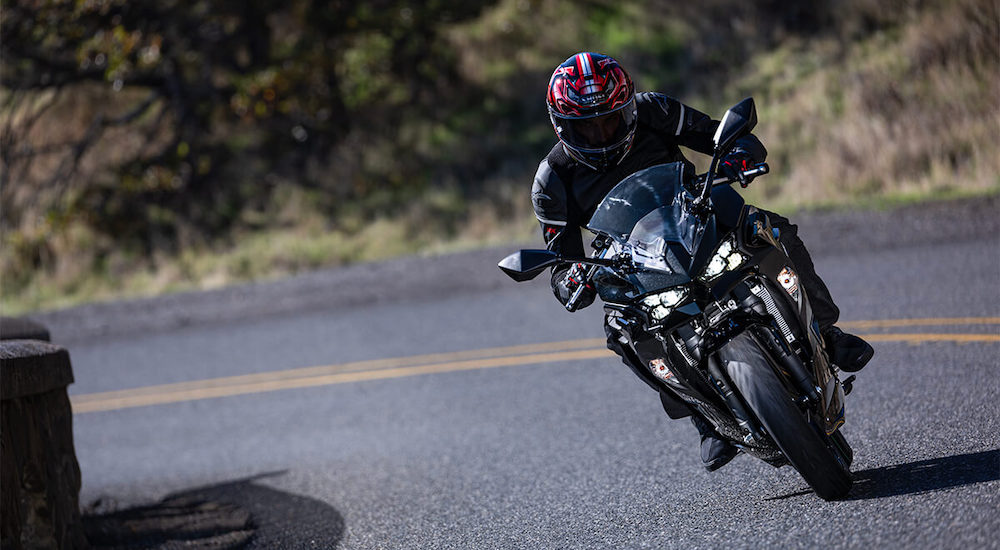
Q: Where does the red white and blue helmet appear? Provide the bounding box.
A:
[547,52,637,171]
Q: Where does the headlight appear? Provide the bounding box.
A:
[699,236,748,282]
[641,287,689,321]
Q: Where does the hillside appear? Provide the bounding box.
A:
[2,0,997,314]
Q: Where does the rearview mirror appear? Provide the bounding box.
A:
[498,249,560,282]
[713,97,757,154]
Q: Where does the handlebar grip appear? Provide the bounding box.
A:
[564,264,599,311]
[742,163,769,179]
[710,162,770,186]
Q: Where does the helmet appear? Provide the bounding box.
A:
[546,52,637,172]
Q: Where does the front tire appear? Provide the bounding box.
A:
[719,332,852,500]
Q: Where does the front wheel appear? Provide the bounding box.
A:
[719,332,852,500]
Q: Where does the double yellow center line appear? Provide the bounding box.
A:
[71,338,609,414]
[71,317,999,414]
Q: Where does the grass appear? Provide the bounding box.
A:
[3,0,997,316]
[1,184,542,316]
[714,0,1000,213]
[5,186,996,317]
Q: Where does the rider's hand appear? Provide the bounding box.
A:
[719,152,755,188]
[552,263,596,312]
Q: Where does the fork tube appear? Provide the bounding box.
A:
[707,355,763,445]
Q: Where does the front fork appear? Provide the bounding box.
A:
[656,286,844,443]
[700,324,842,449]
[736,268,847,435]
[705,352,765,445]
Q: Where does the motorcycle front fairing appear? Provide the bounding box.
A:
[586,163,755,434]
[587,162,745,305]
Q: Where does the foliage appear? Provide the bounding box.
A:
[2,0,492,232]
[1,0,997,313]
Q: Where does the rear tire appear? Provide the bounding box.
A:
[719,332,852,500]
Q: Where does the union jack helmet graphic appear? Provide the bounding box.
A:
[547,52,637,171]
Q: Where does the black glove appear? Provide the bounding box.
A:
[719,152,755,188]
[551,263,596,312]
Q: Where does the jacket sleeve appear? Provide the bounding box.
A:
[531,158,585,259]
[640,92,767,163]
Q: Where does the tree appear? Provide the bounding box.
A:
[1,0,494,255]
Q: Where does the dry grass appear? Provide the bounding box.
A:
[732,0,1000,210]
[1,178,539,315]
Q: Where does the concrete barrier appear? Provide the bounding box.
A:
[0,317,51,342]
[1,339,88,549]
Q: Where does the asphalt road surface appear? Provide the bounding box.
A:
[38,198,1000,549]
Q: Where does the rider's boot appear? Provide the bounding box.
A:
[823,326,874,372]
[690,414,739,472]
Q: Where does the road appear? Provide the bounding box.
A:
[42,199,1000,549]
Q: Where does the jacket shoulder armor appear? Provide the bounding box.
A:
[636,92,687,136]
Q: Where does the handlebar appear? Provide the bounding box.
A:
[709,162,770,187]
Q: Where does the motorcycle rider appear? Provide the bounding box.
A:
[532,52,874,471]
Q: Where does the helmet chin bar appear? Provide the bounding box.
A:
[561,131,635,172]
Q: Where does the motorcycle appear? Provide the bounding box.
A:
[498,98,855,500]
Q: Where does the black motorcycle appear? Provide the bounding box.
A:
[498,98,855,500]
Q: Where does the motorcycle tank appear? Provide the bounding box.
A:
[587,162,744,282]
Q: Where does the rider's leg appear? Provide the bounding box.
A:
[689,413,740,472]
[764,210,874,372]
[762,211,839,328]
[605,318,738,470]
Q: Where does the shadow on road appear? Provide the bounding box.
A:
[848,449,1000,500]
[84,471,345,549]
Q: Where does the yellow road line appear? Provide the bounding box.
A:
[840,317,1000,329]
[71,348,612,413]
[71,337,608,403]
[70,317,1000,414]
[862,333,1000,343]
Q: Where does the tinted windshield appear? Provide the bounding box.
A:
[587,162,711,269]
[588,163,687,241]
[587,163,711,272]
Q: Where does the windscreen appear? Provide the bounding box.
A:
[587,163,712,273]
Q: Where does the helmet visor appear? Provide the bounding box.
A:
[551,97,636,152]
